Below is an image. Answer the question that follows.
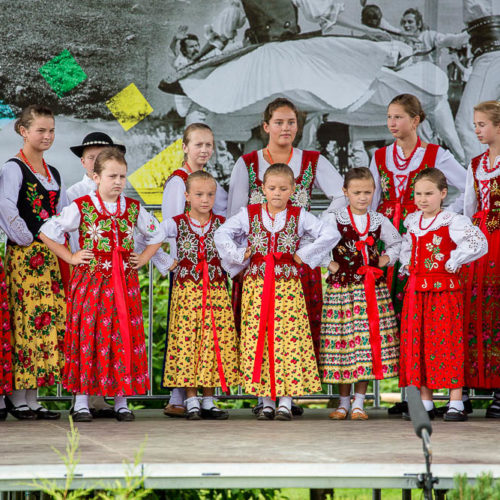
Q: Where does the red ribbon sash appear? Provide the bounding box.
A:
[386,201,402,291]
[404,271,418,384]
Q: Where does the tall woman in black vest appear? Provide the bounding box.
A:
[0,105,68,419]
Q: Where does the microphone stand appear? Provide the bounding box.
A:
[417,428,438,500]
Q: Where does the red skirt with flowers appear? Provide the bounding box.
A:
[63,266,150,396]
[399,290,464,389]
[0,258,12,395]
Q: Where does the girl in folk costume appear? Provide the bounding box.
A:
[0,258,12,421]
[157,123,228,419]
[40,148,163,422]
[0,105,69,420]
[462,100,500,419]
[154,171,239,420]
[215,164,340,420]
[399,168,487,422]
[319,168,402,421]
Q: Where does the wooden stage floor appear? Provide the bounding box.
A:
[1,409,499,491]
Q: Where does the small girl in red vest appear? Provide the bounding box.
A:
[156,170,239,420]
[40,147,163,422]
[215,163,340,420]
[399,168,487,422]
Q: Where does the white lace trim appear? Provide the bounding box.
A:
[405,210,455,236]
[332,207,384,231]
[476,153,500,181]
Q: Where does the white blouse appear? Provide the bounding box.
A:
[399,210,488,274]
[320,207,402,268]
[67,174,97,203]
[0,159,69,246]
[227,148,346,217]
[214,206,341,278]
[463,154,500,217]
[369,143,466,213]
[40,191,163,247]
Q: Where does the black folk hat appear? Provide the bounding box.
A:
[70,132,126,158]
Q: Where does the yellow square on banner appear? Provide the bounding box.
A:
[106,83,153,131]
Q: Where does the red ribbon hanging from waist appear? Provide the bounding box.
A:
[111,246,132,376]
[404,269,418,384]
[358,265,385,379]
[195,238,229,394]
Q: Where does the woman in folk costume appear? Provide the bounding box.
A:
[0,105,69,420]
[216,163,340,420]
[399,168,487,422]
[462,100,500,419]
[319,168,401,421]
[227,97,345,414]
[154,170,239,420]
[40,148,163,422]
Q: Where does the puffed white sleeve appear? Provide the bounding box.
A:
[380,216,402,266]
[135,206,164,245]
[214,180,228,217]
[296,209,341,269]
[463,164,478,218]
[436,148,466,213]
[39,203,81,244]
[293,0,344,29]
[0,162,34,246]
[447,214,488,272]
[398,214,417,273]
[204,1,246,48]
[161,176,186,220]
[147,218,177,277]
[318,210,338,268]
[369,153,382,211]
[213,207,250,278]
[314,154,346,210]
[56,180,70,213]
[227,156,250,217]
[434,30,469,50]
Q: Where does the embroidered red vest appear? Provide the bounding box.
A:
[164,168,188,190]
[409,225,460,291]
[243,150,319,210]
[246,203,301,280]
[329,214,383,286]
[375,144,440,224]
[173,214,225,284]
[75,195,140,277]
[470,153,500,234]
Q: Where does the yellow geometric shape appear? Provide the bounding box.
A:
[106,83,153,131]
[128,138,184,210]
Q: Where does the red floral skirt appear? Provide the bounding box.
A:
[63,267,150,396]
[462,229,500,389]
[0,258,12,395]
[399,290,464,390]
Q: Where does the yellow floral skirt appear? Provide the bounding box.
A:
[240,276,321,397]
[5,242,66,389]
[163,280,240,388]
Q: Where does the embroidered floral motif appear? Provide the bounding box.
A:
[424,235,445,270]
[26,183,50,221]
[248,214,268,254]
[380,170,390,199]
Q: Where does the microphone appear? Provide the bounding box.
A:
[406,385,433,439]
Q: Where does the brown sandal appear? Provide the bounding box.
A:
[351,408,369,420]
[329,407,349,420]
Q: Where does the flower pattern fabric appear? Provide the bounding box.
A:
[0,258,12,394]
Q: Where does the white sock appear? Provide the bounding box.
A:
[278,396,292,410]
[26,389,43,410]
[0,396,5,410]
[169,388,185,406]
[352,393,366,412]
[114,395,128,412]
[74,394,89,413]
[9,389,27,408]
[449,400,464,412]
[262,396,276,410]
[422,399,434,411]
[201,396,216,410]
[339,395,351,411]
[185,396,200,411]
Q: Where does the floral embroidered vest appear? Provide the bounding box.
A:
[409,225,460,291]
[329,210,383,286]
[9,158,61,240]
[75,195,139,277]
[243,150,319,210]
[470,153,500,234]
[375,144,439,225]
[246,203,301,280]
[173,214,225,284]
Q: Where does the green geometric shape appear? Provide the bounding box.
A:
[39,50,87,97]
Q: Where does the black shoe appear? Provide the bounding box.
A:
[486,399,500,419]
[291,402,303,417]
[402,407,436,421]
[70,408,93,422]
[436,399,473,416]
[201,407,229,420]
[443,408,468,422]
[275,406,292,421]
[115,408,135,422]
[0,408,7,421]
[257,406,275,420]
[90,407,116,419]
[388,401,408,415]
[186,408,202,420]
[33,407,61,420]
[252,402,263,416]
[5,398,37,421]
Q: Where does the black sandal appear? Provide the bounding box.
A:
[275,406,292,421]
[256,406,275,420]
[5,399,37,421]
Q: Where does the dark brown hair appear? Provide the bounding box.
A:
[94,147,127,176]
[263,163,295,186]
[389,94,426,124]
[343,167,375,189]
[263,97,299,124]
[185,170,216,192]
[474,100,500,126]
[401,8,425,31]
[14,105,54,135]
[414,167,448,191]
